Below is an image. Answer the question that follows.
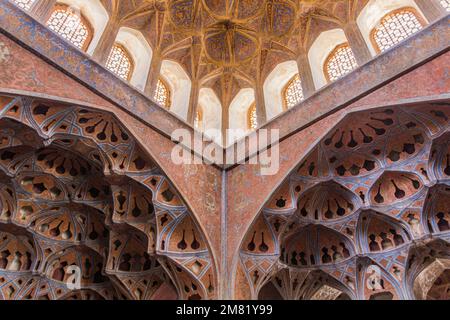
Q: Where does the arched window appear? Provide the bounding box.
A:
[441,0,450,11]
[248,103,257,130]
[283,74,304,109]
[194,107,203,130]
[106,44,134,81]
[46,5,93,50]
[324,43,358,82]
[13,0,36,10]
[154,78,171,109]
[371,8,424,53]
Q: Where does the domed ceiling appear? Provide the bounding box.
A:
[101,0,368,109]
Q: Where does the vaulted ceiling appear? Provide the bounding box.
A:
[100,0,369,108]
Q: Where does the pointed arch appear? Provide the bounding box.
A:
[234,102,450,299]
[357,0,428,55]
[197,88,222,144]
[357,210,412,253]
[263,60,301,120]
[111,27,153,90]
[159,60,192,120]
[282,225,356,267]
[106,44,134,81]
[282,74,304,110]
[47,0,108,54]
[357,258,404,299]
[308,29,354,89]
[0,94,217,300]
[324,43,358,82]
[228,88,256,145]
[370,8,426,53]
[154,77,171,109]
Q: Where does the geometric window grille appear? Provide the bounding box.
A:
[248,103,257,130]
[372,9,424,53]
[324,43,358,82]
[154,78,171,109]
[440,0,450,11]
[106,44,134,81]
[194,107,203,130]
[13,0,36,10]
[46,5,92,50]
[283,74,304,109]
